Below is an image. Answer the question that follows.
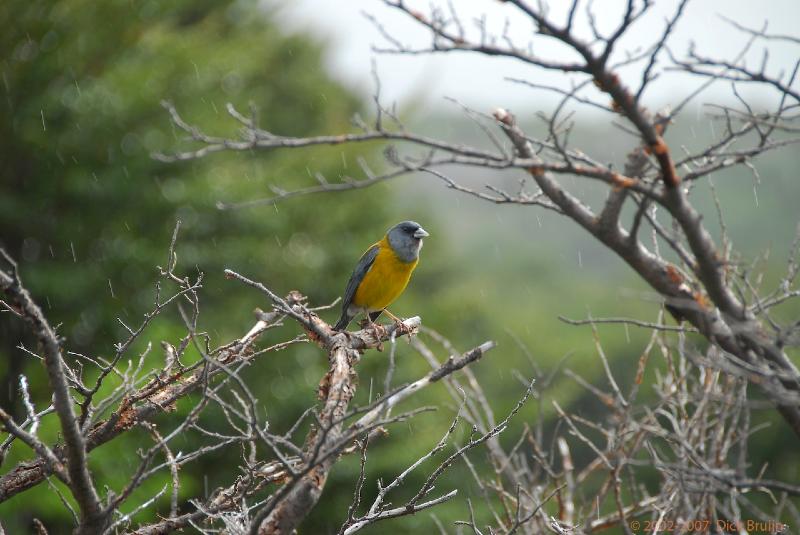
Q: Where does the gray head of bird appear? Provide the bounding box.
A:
[386,220,429,262]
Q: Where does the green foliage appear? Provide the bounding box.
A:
[0,0,397,531]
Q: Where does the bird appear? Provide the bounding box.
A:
[334,221,429,331]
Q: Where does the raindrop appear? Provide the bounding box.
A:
[304,366,319,387]
[221,71,243,95]
[120,133,140,155]
[70,241,77,262]
[108,279,116,298]
[142,128,167,152]
[271,378,292,400]
[161,178,186,202]
[22,237,41,262]
[752,185,759,207]
[624,323,630,344]
[577,250,582,268]
[40,110,46,131]
[15,38,38,62]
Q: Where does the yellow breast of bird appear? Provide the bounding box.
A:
[352,238,418,312]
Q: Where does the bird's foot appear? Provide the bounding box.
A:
[383,309,412,338]
[383,308,403,323]
[358,318,385,351]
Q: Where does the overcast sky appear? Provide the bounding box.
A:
[266,0,799,112]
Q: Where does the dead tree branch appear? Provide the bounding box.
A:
[155,0,800,438]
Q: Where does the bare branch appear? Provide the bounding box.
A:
[0,250,106,533]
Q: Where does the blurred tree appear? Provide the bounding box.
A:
[5,1,796,533]
[0,0,391,530]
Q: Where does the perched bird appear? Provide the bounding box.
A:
[334,221,429,331]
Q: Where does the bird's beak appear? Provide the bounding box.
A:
[413,227,429,239]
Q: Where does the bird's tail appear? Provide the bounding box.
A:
[333,311,352,331]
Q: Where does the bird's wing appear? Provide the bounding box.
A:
[341,243,380,312]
